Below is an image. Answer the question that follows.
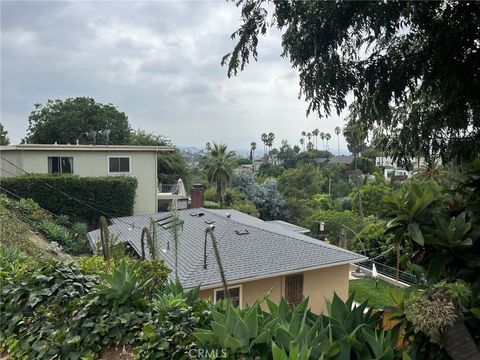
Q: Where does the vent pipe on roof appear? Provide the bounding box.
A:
[225,213,231,218]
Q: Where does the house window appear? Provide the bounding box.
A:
[48,157,73,174]
[285,274,303,307]
[109,157,130,173]
[215,286,241,308]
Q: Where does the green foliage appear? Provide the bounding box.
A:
[258,162,286,178]
[353,219,395,266]
[203,200,221,209]
[352,156,375,175]
[1,174,137,225]
[304,210,362,246]
[278,163,325,200]
[225,1,480,161]
[27,97,131,145]
[232,199,260,217]
[351,181,392,217]
[39,220,90,255]
[0,122,10,145]
[157,150,191,188]
[196,294,402,359]
[204,142,236,205]
[349,278,412,309]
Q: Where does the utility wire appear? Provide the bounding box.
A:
[0,156,135,227]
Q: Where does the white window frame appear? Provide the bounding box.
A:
[107,156,131,174]
[214,284,243,309]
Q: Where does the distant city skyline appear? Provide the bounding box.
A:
[1,1,349,150]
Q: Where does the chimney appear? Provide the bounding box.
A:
[191,184,204,208]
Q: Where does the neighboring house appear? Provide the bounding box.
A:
[0,144,174,215]
[87,202,365,314]
[315,155,354,169]
[375,156,426,181]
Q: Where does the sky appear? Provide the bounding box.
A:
[1,0,350,153]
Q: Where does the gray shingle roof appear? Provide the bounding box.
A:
[87,208,365,289]
[265,220,310,234]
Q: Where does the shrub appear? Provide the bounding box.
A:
[204,200,221,209]
[1,174,137,225]
[40,220,90,255]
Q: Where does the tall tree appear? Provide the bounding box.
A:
[250,141,257,163]
[325,133,331,152]
[204,142,235,206]
[0,123,10,145]
[299,138,305,151]
[27,97,131,144]
[312,128,319,150]
[334,126,341,156]
[320,132,325,150]
[223,1,480,162]
[343,121,367,227]
[267,132,275,152]
[261,133,268,155]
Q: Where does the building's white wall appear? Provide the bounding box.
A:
[0,150,157,215]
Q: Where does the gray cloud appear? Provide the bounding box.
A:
[1,0,348,151]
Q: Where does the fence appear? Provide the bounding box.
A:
[356,259,424,286]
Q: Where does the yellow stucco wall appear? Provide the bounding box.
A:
[0,150,158,215]
[199,263,350,314]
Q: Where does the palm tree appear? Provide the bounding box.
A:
[301,131,306,143]
[312,128,319,149]
[325,133,331,152]
[204,142,235,206]
[320,132,325,150]
[250,141,257,163]
[299,138,305,151]
[261,133,268,155]
[334,126,341,155]
[414,157,444,180]
[343,122,367,227]
[307,141,314,151]
[267,132,275,152]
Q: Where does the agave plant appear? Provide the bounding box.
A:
[96,260,151,305]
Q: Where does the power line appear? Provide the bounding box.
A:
[0,156,135,227]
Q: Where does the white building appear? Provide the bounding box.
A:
[0,144,175,215]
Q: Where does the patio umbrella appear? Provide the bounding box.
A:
[176,178,187,197]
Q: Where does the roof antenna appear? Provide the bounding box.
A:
[76,139,80,145]
[85,131,97,145]
[101,129,111,145]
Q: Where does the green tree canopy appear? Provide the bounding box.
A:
[204,142,236,205]
[224,1,480,161]
[27,97,131,145]
[278,162,325,200]
[0,123,10,145]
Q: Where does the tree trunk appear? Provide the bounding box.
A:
[216,182,223,206]
[442,318,480,360]
[354,153,365,228]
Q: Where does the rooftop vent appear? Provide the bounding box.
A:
[225,213,231,218]
[190,212,204,217]
[205,220,215,225]
[235,229,249,235]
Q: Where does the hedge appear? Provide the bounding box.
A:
[0,174,137,225]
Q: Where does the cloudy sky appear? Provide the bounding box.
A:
[1,0,349,152]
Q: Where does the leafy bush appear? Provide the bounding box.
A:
[40,220,90,255]
[204,200,221,209]
[1,174,137,225]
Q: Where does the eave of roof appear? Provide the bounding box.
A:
[0,144,175,152]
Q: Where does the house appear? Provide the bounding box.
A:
[87,196,365,314]
[315,155,354,169]
[0,144,174,215]
[375,156,426,181]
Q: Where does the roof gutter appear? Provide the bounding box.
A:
[188,257,366,290]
